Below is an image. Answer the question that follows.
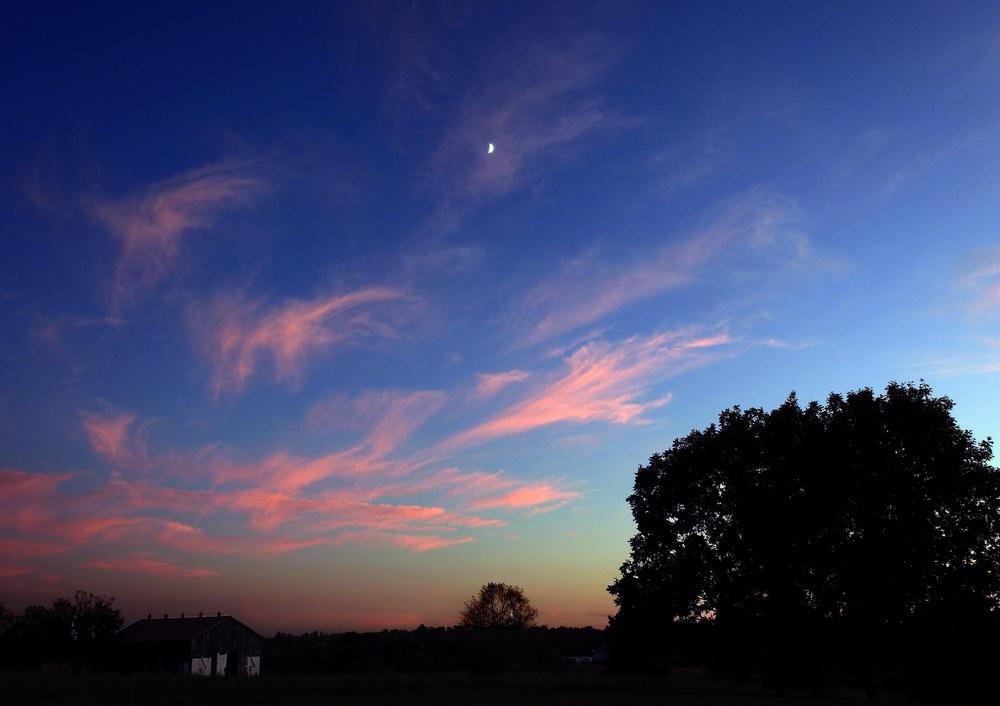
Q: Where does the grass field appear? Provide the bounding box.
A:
[0,669,914,705]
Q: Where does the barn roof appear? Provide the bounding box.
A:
[115,615,263,642]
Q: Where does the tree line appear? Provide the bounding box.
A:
[0,592,123,671]
[266,625,603,675]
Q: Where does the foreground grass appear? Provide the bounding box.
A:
[0,670,906,705]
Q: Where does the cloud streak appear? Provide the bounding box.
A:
[1,321,734,580]
[468,482,580,513]
[86,553,222,578]
[957,247,1000,314]
[420,34,626,233]
[90,162,267,312]
[517,192,797,346]
[475,370,529,398]
[81,410,146,469]
[444,329,731,449]
[193,287,413,395]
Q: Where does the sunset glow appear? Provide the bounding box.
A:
[3,2,1000,635]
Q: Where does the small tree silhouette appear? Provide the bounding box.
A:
[460,582,538,630]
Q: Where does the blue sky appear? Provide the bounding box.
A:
[2,1,1000,632]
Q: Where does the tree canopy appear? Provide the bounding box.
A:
[0,591,123,670]
[608,382,999,689]
[460,582,538,630]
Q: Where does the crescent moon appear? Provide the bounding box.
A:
[488,143,495,154]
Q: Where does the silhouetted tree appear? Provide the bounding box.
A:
[67,591,122,642]
[0,602,13,637]
[0,591,122,671]
[608,382,1000,697]
[461,582,538,630]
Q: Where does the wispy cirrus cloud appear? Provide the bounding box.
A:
[467,482,579,514]
[474,370,529,398]
[1,321,732,578]
[0,462,500,577]
[81,409,147,469]
[218,390,445,496]
[89,161,267,312]
[306,389,445,454]
[956,247,1000,314]
[0,397,509,569]
[192,287,414,396]
[917,249,1000,379]
[0,537,69,559]
[31,313,125,348]
[419,34,626,233]
[0,468,75,533]
[444,328,732,449]
[370,466,579,516]
[86,553,221,578]
[884,121,1000,197]
[517,191,797,346]
[331,531,475,553]
[0,566,33,579]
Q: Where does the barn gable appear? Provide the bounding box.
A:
[115,614,263,675]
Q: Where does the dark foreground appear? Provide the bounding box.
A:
[0,670,927,706]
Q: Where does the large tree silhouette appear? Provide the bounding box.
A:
[608,382,999,694]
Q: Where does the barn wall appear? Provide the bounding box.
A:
[189,618,263,675]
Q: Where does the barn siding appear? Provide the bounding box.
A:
[189,618,263,675]
[115,616,263,676]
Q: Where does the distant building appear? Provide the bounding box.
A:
[114,614,263,676]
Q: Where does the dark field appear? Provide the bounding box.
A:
[0,669,920,706]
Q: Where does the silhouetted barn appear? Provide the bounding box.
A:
[114,614,263,676]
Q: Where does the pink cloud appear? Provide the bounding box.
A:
[47,516,147,543]
[0,538,69,558]
[149,520,327,557]
[475,370,529,398]
[1,357,607,575]
[392,534,475,551]
[0,566,33,579]
[0,467,71,498]
[193,287,412,395]
[302,498,504,533]
[216,447,397,497]
[519,193,795,345]
[86,553,222,578]
[332,531,475,552]
[216,390,445,494]
[468,482,580,512]
[81,409,147,468]
[0,461,505,578]
[96,478,221,516]
[372,467,516,500]
[331,390,446,458]
[90,162,266,311]
[5,336,706,577]
[212,479,506,535]
[444,329,731,449]
[0,468,73,532]
[374,466,576,513]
